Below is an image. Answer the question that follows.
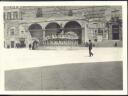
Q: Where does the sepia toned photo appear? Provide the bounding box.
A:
[0,1,127,95]
[4,6,122,49]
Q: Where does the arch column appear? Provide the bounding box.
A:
[59,21,65,34]
[83,21,89,43]
[81,27,85,44]
[42,28,45,40]
[4,23,10,48]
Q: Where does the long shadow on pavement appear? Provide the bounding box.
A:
[5,61,123,90]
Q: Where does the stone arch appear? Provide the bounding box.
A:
[64,21,82,44]
[28,23,43,40]
[45,22,61,36]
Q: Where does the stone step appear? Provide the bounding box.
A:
[36,46,86,50]
[94,40,122,47]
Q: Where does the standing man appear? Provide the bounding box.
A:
[88,40,93,57]
[29,43,32,50]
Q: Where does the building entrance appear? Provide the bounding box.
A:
[112,25,119,40]
[11,41,14,48]
[29,21,83,47]
[112,33,119,40]
[19,38,26,48]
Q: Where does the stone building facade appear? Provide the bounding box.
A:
[4,6,122,48]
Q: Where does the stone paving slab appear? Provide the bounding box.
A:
[3,48,122,70]
[5,61,123,90]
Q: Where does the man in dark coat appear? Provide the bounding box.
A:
[32,40,38,50]
[29,43,32,50]
[88,40,93,57]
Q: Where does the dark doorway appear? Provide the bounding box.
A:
[112,24,119,40]
[112,33,119,40]
[11,41,14,48]
[19,38,26,48]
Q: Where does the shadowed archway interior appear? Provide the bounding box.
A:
[64,21,82,44]
[29,23,43,39]
[45,22,61,36]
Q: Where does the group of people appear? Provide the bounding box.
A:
[16,43,26,48]
[27,39,121,57]
[29,40,39,50]
[28,39,94,57]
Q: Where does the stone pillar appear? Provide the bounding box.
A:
[43,29,45,40]
[4,23,8,48]
[84,23,89,43]
[81,22,89,45]
[81,27,85,44]
[24,24,32,48]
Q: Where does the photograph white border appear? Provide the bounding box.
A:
[0,1,127,95]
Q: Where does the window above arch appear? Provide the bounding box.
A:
[7,12,11,20]
[13,11,18,20]
[36,8,43,17]
[68,10,73,16]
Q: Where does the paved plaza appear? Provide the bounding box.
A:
[5,61,123,90]
[3,47,122,70]
[4,47,123,90]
